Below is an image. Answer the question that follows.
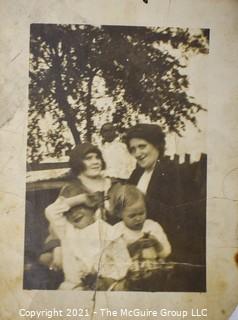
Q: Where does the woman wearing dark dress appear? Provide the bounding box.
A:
[125,124,206,272]
[126,124,182,229]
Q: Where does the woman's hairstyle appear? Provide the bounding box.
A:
[125,123,166,158]
[109,184,145,218]
[69,142,106,176]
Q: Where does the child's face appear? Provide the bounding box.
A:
[122,199,146,231]
[66,206,95,229]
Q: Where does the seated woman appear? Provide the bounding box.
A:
[98,184,171,291]
[124,124,206,292]
[125,124,188,263]
[39,143,118,279]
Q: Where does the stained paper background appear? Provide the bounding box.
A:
[0,0,238,319]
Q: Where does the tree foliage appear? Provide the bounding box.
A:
[28,24,209,162]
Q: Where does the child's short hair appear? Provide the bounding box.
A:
[110,184,145,218]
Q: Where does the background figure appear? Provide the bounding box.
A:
[100,123,136,180]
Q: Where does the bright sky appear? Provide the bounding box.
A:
[166,52,208,161]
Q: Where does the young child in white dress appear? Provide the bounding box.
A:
[45,184,114,290]
[98,184,171,291]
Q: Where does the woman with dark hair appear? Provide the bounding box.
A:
[39,143,115,274]
[51,142,112,215]
[61,142,109,205]
[125,124,181,211]
[125,124,185,260]
[125,123,206,270]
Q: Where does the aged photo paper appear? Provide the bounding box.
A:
[0,0,238,319]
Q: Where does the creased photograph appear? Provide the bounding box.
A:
[25,24,208,292]
[1,1,238,319]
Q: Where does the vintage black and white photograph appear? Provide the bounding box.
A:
[24,24,209,292]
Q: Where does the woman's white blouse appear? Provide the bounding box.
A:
[136,168,154,194]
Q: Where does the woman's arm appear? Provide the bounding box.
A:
[65,193,91,207]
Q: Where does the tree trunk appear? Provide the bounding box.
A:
[54,53,81,145]
[85,73,95,142]
[56,85,81,145]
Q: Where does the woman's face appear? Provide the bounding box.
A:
[82,152,103,177]
[129,138,159,170]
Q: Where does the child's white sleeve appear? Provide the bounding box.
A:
[45,197,70,240]
[110,222,124,240]
[146,220,172,258]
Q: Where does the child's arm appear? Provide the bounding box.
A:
[38,252,53,268]
[50,246,63,271]
[45,197,70,239]
[146,220,172,258]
